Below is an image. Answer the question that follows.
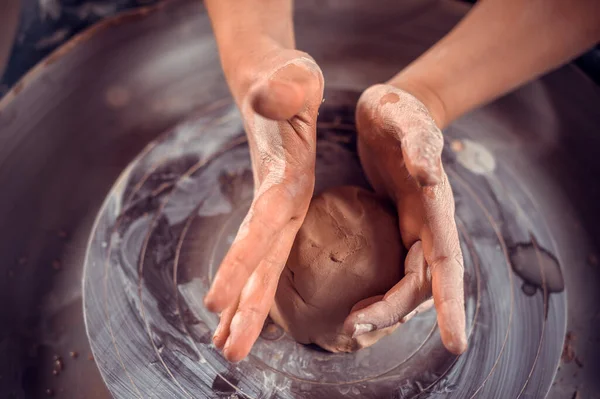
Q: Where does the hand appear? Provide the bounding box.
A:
[343,84,467,355]
[204,46,324,362]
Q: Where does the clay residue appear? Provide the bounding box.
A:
[561,331,576,363]
[509,239,564,293]
[380,92,400,105]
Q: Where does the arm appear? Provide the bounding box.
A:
[391,0,600,128]
[205,0,294,100]
[204,0,324,362]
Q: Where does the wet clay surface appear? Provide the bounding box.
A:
[0,0,599,398]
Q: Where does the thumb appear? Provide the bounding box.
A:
[249,61,321,121]
[357,84,444,186]
[250,79,306,121]
[342,241,431,338]
[400,119,444,187]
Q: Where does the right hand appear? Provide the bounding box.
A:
[204,45,324,362]
[343,84,466,355]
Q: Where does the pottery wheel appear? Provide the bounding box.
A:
[83,92,566,398]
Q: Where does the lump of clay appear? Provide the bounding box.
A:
[270,186,405,353]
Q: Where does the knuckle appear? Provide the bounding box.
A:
[429,251,465,289]
[428,255,449,275]
[454,252,465,274]
[237,304,265,322]
[437,297,463,311]
[254,211,282,235]
[260,259,278,274]
[410,268,432,292]
[230,252,252,274]
[406,273,432,304]
[282,172,314,202]
[378,297,409,326]
[429,248,464,274]
[379,301,402,326]
[253,191,291,226]
[260,254,284,274]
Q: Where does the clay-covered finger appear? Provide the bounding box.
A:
[222,226,297,362]
[212,301,239,349]
[400,297,434,323]
[429,254,467,355]
[400,119,444,187]
[420,177,467,354]
[384,86,444,186]
[343,241,431,337]
[356,84,444,186]
[204,187,294,313]
[348,295,384,314]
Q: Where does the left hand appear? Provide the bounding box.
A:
[343,83,467,355]
[204,46,324,363]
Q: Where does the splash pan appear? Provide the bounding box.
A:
[83,92,565,398]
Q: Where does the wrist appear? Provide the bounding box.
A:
[219,38,284,104]
[387,75,449,130]
[205,0,296,103]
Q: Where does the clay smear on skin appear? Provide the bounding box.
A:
[361,85,443,178]
[233,57,322,243]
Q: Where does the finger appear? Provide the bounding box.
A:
[250,78,306,121]
[429,254,467,355]
[204,186,293,313]
[250,60,321,121]
[222,226,297,363]
[343,241,431,337]
[349,295,384,314]
[399,116,444,187]
[212,302,238,350]
[400,297,434,323]
[420,177,467,355]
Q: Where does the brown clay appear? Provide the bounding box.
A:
[270,186,404,352]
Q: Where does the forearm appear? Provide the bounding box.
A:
[390,0,600,128]
[205,0,295,97]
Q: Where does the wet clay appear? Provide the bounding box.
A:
[270,186,405,352]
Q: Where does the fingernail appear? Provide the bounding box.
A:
[223,313,241,352]
[446,334,468,355]
[212,325,221,342]
[223,336,232,353]
[400,310,416,323]
[352,323,375,338]
[204,293,222,313]
[204,293,215,310]
[222,337,242,363]
[213,326,225,348]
